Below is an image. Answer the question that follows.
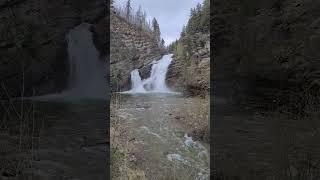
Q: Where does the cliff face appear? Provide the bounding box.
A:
[0,0,107,97]
[213,0,320,105]
[167,32,210,96]
[166,0,210,96]
[110,11,165,92]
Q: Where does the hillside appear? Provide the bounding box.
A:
[167,0,210,96]
[110,8,166,92]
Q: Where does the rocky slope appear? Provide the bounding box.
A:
[0,0,107,97]
[166,0,210,96]
[167,32,210,96]
[213,0,320,106]
[110,10,165,92]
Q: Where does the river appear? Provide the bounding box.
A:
[111,93,209,179]
[111,54,209,179]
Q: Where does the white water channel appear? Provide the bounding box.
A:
[122,54,178,94]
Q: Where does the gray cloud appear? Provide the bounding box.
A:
[114,0,203,46]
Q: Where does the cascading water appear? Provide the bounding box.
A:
[124,54,175,94]
[26,23,107,101]
[130,69,146,93]
[65,23,107,99]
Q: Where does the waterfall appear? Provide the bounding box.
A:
[64,23,107,99]
[130,69,146,93]
[22,23,107,101]
[124,54,174,94]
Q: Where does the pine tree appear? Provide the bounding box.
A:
[125,0,132,20]
[201,0,210,32]
[195,3,202,29]
[196,3,202,17]
[152,18,161,44]
[186,8,196,34]
[142,11,147,30]
[181,25,186,37]
[136,5,143,27]
[161,39,165,48]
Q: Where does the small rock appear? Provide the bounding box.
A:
[128,137,135,142]
[129,155,137,162]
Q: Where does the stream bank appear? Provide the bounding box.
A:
[111,94,210,180]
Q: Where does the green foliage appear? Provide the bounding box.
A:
[114,1,160,36]
[169,0,210,58]
[152,17,161,45]
[176,41,184,57]
[167,39,178,53]
[180,25,186,37]
[186,0,210,34]
[201,0,210,32]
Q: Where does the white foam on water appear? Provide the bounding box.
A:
[121,54,180,95]
[140,126,164,142]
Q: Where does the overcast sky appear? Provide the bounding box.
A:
[114,0,203,46]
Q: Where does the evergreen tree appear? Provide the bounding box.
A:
[201,0,210,32]
[152,18,161,44]
[141,11,147,29]
[161,39,165,48]
[196,3,202,17]
[185,1,210,34]
[181,25,186,37]
[136,5,143,27]
[186,8,196,34]
[125,0,132,20]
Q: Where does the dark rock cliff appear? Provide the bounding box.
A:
[110,10,165,92]
[213,0,320,106]
[0,0,107,97]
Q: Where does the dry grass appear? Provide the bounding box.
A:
[110,92,148,180]
[172,95,210,142]
[0,83,41,179]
